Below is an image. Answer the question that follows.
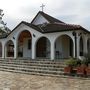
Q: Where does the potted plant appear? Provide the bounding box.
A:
[83,52,90,66]
[64,58,77,75]
[76,60,88,77]
[84,52,90,76]
[85,66,90,77]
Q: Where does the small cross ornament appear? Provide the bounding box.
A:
[40,4,45,12]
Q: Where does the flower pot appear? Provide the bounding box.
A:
[86,67,90,76]
[64,66,72,75]
[76,65,87,77]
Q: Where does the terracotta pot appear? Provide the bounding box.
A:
[64,66,72,75]
[86,67,90,76]
[76,65,87,76]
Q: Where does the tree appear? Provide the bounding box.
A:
[0,9,10,34]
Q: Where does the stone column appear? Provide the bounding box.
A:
[14,41,18,59]
[72,31,78,58]
[83,36,88,54]
[51,41,55,60]
[88,39,90,54]
[2,42,5,58]
[76,35,80,58]
[73,39,75,58]
[5,43,7,58]
[32,39,36,59]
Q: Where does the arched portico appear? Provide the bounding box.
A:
[0,42,2,57]
[5,40,14,57]
[17,30,32,58]
[36,37,50,59]
[55,34,73,59]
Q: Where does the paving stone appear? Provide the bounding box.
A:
[0,71,90,90]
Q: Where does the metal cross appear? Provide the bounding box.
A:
[40,4,45,12]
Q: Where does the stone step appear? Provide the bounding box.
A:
[0,63,64,71]
[0,68,67,77]
[0,61,66,68]
[0,59,66,76]
[0,61,65,66]
[0,59,65,64]
[0,65,64,75]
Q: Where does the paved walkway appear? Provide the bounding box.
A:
[0,71,89,90]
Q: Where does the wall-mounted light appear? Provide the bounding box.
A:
[72,31,76,36]
[78,32,87,36]
[13,37,15,40]
[33,34,36,37]
[78,33,82,36]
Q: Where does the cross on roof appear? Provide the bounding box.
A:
[40,4,45,12]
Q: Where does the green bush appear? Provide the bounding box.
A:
[65,58,77,67]
[76,59,81,66]
[80,52,90,66]
[83,52,90,64]
[81,60,89,66]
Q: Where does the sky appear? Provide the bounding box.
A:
[0,0,90,31]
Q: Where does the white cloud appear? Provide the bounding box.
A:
[0,0,90,31]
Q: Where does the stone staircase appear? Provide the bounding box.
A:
[0,59,66,77]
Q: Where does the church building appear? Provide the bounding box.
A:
[0,11,90,60]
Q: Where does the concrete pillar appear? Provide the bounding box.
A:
[73,39,75,58]
[32,39,36,59]
[88,39,90,54]
[2,42,5,58]
[51,41,55,60]
[72,31,78,58]
[4,43,7,58]
[83,37,88,54]
[14,41,18,59]
[77,35,80,58]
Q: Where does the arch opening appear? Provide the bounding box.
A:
[55,35,73,59]
[36,37,50,59]
[6,40,14,57]
[18,30,32,58]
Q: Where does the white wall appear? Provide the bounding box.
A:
[32,14,49,25]
[23,38,31,58]
[55,36,70,58]
[0,22,79,59]
[55,37,62,52]
[62,37,69,58]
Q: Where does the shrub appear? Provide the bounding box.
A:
[81,60,88,66]
[77,59,81,66]
[83,52,90,64]
[80,52,90,66]
[65,58,77,67]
